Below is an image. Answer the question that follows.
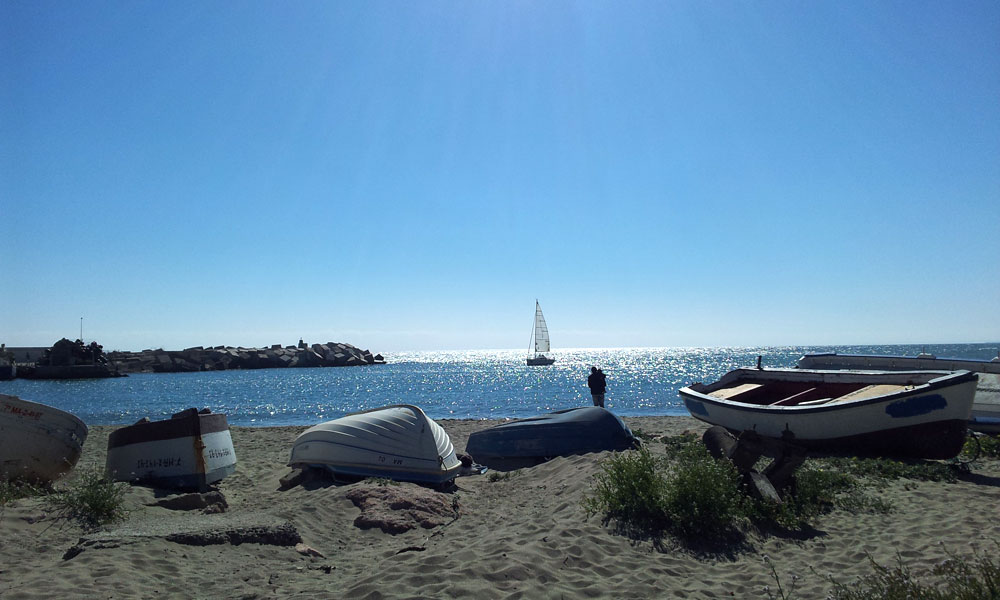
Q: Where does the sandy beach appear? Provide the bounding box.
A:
[2,416,998,599]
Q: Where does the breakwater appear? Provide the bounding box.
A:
[107,341,384,374]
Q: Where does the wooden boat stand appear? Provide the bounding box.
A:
[702,426,806,502]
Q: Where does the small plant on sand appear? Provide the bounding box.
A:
[963,432,1000,460]
[487,470,520,482]
[815,456,957,483]
[660,432,700,458]
[369,477,399,487]
[763,555,800,600]
[795,467,890,519]
[630,428,657,442]
[979,434,1000,458]
[0,479,46,506]
[48,469,129,527]
[827,545,1000,599]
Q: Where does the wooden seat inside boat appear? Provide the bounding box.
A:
[709,379,884,407]
[708,383,762,400]
[832,384,907,402]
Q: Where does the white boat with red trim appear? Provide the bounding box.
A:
[1,394,88,483]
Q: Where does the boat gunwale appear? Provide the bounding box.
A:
[799,352,1000,374]
[288,438,448,466]
[680,369,978,415]
[1,394,88,434]
[107,412,230,448]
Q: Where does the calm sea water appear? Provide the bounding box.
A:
[2,343,996,427]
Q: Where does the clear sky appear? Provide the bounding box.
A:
[2,1,998,353]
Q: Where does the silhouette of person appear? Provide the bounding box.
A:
[587,366,607,408]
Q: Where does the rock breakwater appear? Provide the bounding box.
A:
[107,341,384,374]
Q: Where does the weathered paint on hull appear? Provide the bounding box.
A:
[106,411,236,489]
[1,394,87,482]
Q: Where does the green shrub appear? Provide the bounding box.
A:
[585,442,750,542]
[583,445,669,534]
[585,438,946,545]
[48,469,129,527]
[661,443,745,540]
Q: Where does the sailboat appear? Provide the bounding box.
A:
[526,300,555,366]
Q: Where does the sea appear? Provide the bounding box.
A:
[1,343,997,428]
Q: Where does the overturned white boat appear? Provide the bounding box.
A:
[288,405,461,484]
[106,408,237,490]
[1,394,88,483]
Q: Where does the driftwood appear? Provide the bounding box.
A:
[702,426,806,501]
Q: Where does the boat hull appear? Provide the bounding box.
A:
[526,355,555,366]
[798,352,1000,433]
[106,409,237,489]
[680,369,978,460]
[289,405,461,485]
[0,394,88,482]
[466,407,639,469]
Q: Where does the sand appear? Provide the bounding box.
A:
[2,416,998,599]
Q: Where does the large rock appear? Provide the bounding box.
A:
[108,341,384,374]
[345,485,460,534]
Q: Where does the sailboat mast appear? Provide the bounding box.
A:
[528,300,538,355]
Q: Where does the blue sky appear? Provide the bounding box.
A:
[2,1,998,352]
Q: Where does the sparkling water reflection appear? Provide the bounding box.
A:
[1,343,995,426]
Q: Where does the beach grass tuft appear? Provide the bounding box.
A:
[811,455,958,483]
[827,545,1000,599]
[48,469,129,528]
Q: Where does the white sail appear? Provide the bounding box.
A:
[533,301,550,353]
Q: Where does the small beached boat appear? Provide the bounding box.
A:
[288,405,461,485]
[680,368,978,460]
[526,300,555,366]
[465,407,639,469]
[0,394,88,482]
[106,408,237,490]
[797,351,1000,434]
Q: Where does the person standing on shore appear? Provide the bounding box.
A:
[587,366,607,408]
